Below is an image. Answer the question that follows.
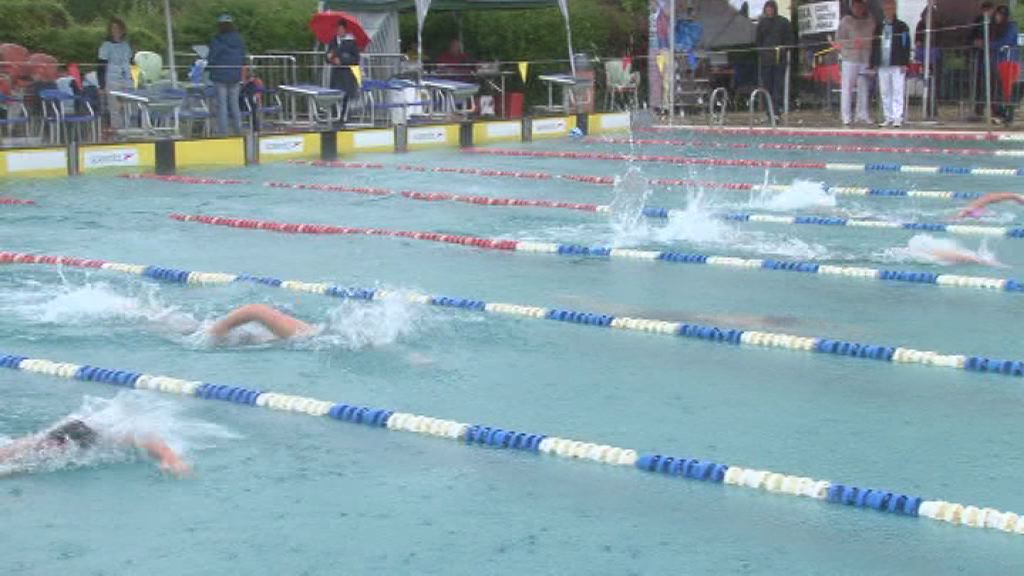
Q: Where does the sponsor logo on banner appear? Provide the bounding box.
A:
[84,148,139,169]
[409,127,449,144]
[260,136,305,155]
[6,150,67,173]
[532,118,568,135]
[353,130,395,149]
[485,122,521,139]
[597,113,630,130]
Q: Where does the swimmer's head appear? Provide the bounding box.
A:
[45,420,98,450]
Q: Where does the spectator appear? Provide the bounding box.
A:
[97,18,134,131]
[834,0,876,126]
[755,0,794,121]
[326,20,360,123]
[990,5,1019,124]
[208,14,247,135]
[870,0,910,128]
[968,1,996,118]
[436,39,474,83]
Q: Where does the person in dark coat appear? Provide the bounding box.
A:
[754,0,793,120]
[869,0,911,128]
[326,20,360,122]
[208,14,248,135]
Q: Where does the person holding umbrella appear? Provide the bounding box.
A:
[208,14,248,135]
[326,20,361,123]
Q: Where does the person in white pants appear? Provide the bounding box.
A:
[870,0,912,128]
[834,0,876,126]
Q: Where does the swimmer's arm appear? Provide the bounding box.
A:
[957,193,1024,218]
[209,304,312,341]
[120,435,191,477]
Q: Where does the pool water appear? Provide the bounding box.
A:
[2,129,1023,573]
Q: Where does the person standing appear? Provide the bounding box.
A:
[834,0,876,126]
[870,0,910,128]
[208,14,247,135]
[326,20,361,123]
[990,5,1019,124]
[755,0,794,121]
[97,18,134,132]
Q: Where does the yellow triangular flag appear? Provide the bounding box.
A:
[350,65,362,87]
[518,61,529,83]
[130,64,141,88]
[656,52,667,75]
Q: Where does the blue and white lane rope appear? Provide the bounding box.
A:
[165,217,1024,295]
[714,212,1024,239]
[462,148,1024,179]
[2,351,1022,537]
[4,251,1023,379]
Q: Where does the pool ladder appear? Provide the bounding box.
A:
[708,87,729,126]
[748,88,777,128]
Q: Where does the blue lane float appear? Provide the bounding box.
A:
[3,351,1022,536]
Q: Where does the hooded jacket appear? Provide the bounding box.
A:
[755,1,795,65]
[870,17,911,68]
[208,30,247,83]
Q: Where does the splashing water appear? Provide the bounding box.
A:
[608,164,652,235]
[5,281,177,325]
[297,294,428,351]
[750,179,837,212]
[877,233,1006,267]
[0,392,236,478]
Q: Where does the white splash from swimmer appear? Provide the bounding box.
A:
[9,281,175,325]
[878,233,1006,267]
[750,179,837,212]
[608,163,652,234]
[301,294,426,351]
[0,392,236,478]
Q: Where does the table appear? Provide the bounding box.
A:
[109,88,187,136]
[421,77,479,117]
[536,74,595,114]
[279,84,345,126]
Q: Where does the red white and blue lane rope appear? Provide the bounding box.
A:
[2,249,1023,379]
[123,170,993,202]
[461,148,1024,178]
[1,350,1021,536]
[0,197,37,205]
[642,124,1024,143]
[595,136,1024,158]
[168,213,1024,295]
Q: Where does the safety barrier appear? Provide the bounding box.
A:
[165,214,1022,295]
[3,351,1022,537]
[0,197,37,205]
[3,249,1023,380]
[462,148,1024,179]
[290,160,992,202]
[645,125,1024,143]
[597,137,1024,159]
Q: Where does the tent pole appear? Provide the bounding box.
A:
[560,0,577,77]
[921,2,933,119]
[164,0,177,87]
[667,0,676,125]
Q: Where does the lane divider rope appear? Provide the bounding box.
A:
[166,213,1024,295]
[123,168,991,203]
[0,197,37,205]
[2,350,1022,537]
[5,247,1023,378]
[596,136,1024,158]
[462,147,1024,178]
[642,125,1024,143]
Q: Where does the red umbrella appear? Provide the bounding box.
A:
[310,11,371,50]
[999,61,1020,101]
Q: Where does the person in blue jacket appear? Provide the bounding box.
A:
[991,5,1020,124]
[869,0,911,128]
[326,20,361,124]
[208,14,248,135]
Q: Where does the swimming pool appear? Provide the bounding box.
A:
[2,125,1024,573]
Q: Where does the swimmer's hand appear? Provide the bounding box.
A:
[130,436,192,478]
[159,455,192,478]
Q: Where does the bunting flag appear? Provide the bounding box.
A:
[518,61,529,83]
[130,64,141,88]
[350,66,363,87]
[656,52,667,74]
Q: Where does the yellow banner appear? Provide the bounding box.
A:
[350,66,362,86]
[518,61,529,83]
[656,52,667,75]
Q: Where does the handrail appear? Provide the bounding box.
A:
[708,87,729,127]
[749,88,776,128]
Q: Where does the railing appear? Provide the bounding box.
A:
[748,88,775,128]
[708,87,728,126]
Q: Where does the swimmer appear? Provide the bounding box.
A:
[955,192,1024,219]
[207,303,316,343]
[0,419,191,477]
[900,233,1005,267]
